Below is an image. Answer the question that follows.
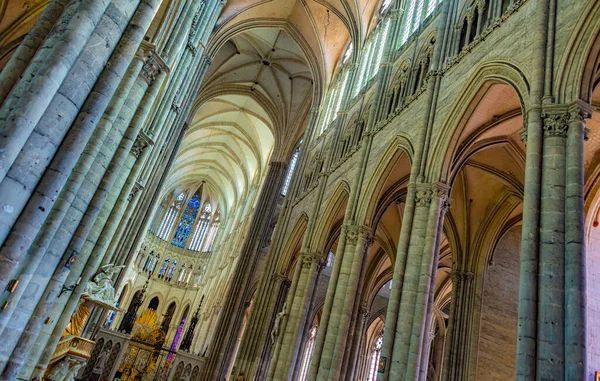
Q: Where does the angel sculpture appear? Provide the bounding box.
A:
[84,264,125,307]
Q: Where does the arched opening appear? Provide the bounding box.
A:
[148,296,160,311]
[441,81,525,379]
[161,302,177,338]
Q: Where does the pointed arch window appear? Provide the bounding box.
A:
[150,195,170,234]
[157,192,186,240]
[201,213,220,252]
[298,325,318,381]
[189,203,212,251]
[401,0,439,45]
[172,193,201,248]
[366,335,384,381]
[282,146,300,196]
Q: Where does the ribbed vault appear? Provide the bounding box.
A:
[170,27,314,213]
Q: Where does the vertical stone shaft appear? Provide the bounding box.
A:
[406,187,447,380]
[326,227,371,381]
[0,0,144,353]
[0,0,70,105]
[377,186,416,381]
[389,201,430,376]
[0,0,147,295]
[516,0,549,374]
[201,161,287,381]
[0,0,112,186]
[0,17,152,337]
[0,50,161,381]
[537,114,566,380]
[274,253,321,381]
[268,247,305,381]
[444,270,476,381]
[564,104,589,379]
[306,228,347,381]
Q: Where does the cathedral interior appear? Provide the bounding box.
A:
[0,0,600,380]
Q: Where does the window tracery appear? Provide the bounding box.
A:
[189,202,212,251]
[172,193,201,248]
[157,192,186,240]
[298,325,318,381]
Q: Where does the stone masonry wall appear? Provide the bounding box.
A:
[475,226,521,380]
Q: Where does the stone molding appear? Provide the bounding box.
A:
[299,251,324,270]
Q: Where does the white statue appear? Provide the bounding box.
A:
[270,302,288,344]
[84,264,125,307]
[63,360,84,381]
[47,358,71,381]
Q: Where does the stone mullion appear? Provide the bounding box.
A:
[377,187,416,381]
[0,1,145,297]
[564,103,590,379]
[201,161,287,381]
[273,253,322,381]
[307,229,348,381]
[537,111,567,381]
[0,0,70,105]
[0,0,113,185]
[2,58,161,380]
[112,52,207,267]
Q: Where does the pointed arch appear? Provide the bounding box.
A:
[428,60,530,183]
[310,179,351,252]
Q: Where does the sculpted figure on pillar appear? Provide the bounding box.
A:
[271,302,288,344]
[83,264,125,308]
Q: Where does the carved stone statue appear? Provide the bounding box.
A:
[47,358,71,381]
[270,302,287,344]
[83,264,125,307]
[63,360,84,381]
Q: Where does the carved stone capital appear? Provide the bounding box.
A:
[343,225,372,246]
[128,181,145,202]
[450,269,475,283]
[140,52,167,85]
[300,251,324,270]
[541,111,569,137]
[131,132,151,158]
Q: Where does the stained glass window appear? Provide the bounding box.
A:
[298,325,318,381]
[282,147,300,196]
[171,194,201,248]
[159,258,170,277]
[367,335,384,381]
[167,260,177,280]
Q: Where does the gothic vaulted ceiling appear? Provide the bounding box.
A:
[170,0,387,213]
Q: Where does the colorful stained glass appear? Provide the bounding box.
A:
[171,194,201,248]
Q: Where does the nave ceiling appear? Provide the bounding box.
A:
[174,0,388,212]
